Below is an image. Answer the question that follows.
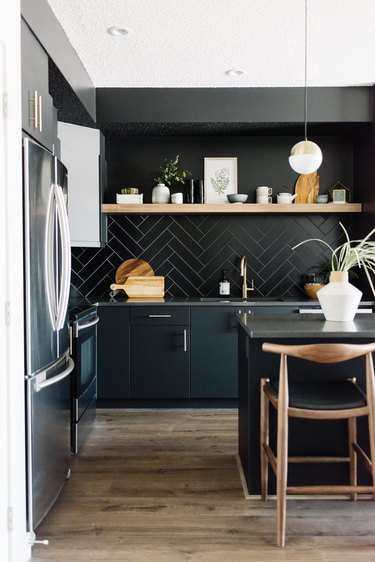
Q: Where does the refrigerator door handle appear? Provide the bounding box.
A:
[54,182,71,331]
[45,185,58,330]
[35,357,75,392]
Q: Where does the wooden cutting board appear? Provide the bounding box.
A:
[115,259,154,284]
[294,171,320,203]
[110,276,165,298]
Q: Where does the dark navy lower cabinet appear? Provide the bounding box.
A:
[129,308,190,398]
[97,306,130,399]
[190,306,242,398]
[97,303,302,403]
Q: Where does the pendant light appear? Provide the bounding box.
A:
[289,0,323,174]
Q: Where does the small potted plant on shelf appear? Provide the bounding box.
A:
[293,222,375,321]
[152,155,191,204]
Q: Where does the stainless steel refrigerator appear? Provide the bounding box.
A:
[23,137,74,537]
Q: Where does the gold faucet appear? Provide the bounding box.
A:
[240,256,255,298]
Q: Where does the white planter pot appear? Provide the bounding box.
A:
[152,183,170,204]
[317,271,362,321]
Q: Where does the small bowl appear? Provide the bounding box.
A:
[303,283,325,300]
[227,194,248,204]
[316,194,328,204]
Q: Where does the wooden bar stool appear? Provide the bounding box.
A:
[260,342,375,547]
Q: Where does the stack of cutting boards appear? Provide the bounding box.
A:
[294,171,320,203]
[110,258,165,298]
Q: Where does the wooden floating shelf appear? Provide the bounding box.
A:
[102,203,362,215]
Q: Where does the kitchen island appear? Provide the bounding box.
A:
[237,312,375,496]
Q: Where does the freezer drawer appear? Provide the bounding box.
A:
[26,354,73,531]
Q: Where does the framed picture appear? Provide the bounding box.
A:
[204,157,237,203]
[332,188,346,204]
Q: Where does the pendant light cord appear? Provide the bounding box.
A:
[304,0,308,141]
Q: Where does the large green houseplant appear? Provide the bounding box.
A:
[293,223,375,320]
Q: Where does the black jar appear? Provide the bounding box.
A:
[186,179,194,203]
[194,180,204,203]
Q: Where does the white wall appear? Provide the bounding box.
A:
[0,1,31,561]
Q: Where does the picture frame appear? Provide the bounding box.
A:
[204,157,237,204]
[332,188,346,204]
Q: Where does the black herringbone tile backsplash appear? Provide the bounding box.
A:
[71,214,353,299]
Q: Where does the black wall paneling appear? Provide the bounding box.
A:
[96,87,372,125]
[71,214,355,300]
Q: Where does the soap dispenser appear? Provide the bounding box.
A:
[219,269,231,297]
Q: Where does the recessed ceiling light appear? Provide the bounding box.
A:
[107,26,130,37]
[226,69,245,76]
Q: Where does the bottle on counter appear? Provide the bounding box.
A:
[219,269,231,296]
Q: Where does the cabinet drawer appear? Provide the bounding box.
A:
[130,306,189,325]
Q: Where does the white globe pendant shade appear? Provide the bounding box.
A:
[289,140,323,174]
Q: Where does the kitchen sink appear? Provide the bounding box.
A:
[199,297,284,302]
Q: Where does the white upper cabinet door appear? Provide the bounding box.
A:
[58,122,107,247]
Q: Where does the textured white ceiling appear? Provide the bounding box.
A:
[46,0,375,88]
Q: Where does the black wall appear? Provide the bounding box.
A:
[71,213,355,300]
[104,135,354,204]
[70,132,366,301]
[69,85,374,302]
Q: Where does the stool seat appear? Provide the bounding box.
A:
[269,380,367,410]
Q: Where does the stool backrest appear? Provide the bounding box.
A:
[262,342,375,364]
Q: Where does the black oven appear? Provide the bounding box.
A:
[69,304,99,454]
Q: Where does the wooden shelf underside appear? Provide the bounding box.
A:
[102,203,362,215]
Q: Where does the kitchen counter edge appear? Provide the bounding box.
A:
[91,297,373,307]
[237,312,375,338]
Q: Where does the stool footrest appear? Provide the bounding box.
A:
[288,455,350,463]
[287,485,375,495]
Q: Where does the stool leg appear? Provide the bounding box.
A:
[348,417,357,501]
[276,355,289,547]
[260,378,269,502]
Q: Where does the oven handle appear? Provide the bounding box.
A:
[76,316,99,334]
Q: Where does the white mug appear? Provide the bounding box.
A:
[257,195,272,204]
[256,186,272,197]
[171,192,183,204]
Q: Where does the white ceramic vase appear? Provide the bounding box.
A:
[152,183,170,204]
[317,271,362,321]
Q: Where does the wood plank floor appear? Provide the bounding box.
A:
[31,409,375,561]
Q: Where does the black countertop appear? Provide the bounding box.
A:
[238,312,375,338]
[69,294,375,308]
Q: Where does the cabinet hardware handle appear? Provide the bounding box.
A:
[38,95,42,131]
[183,329,187,352]
[148,314,172,318]
[29,90,38,129]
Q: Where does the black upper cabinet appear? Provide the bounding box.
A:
[97,306,130,399]
[190,306,242,398]
[21,19,54,151]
